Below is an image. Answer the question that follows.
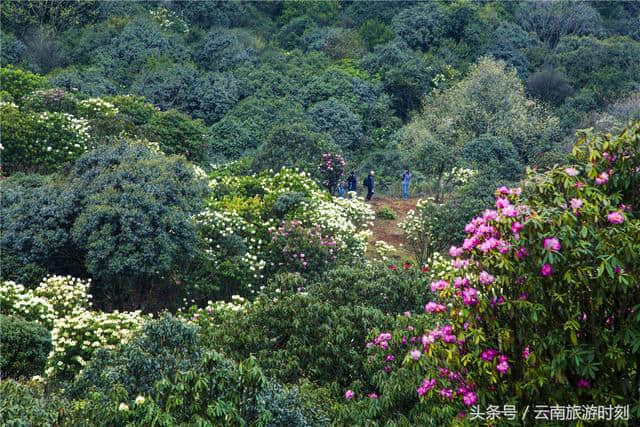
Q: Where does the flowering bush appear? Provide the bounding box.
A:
[47,309,146,380]
[343,122,640,423]
[400,197,447,264]
[1,101,92,173]
[1,281,55,327]
[33,276,92,318]
[1,276,147,381]
[318,152,345,193]
[193,167,373,297]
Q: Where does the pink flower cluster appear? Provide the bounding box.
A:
[416,378,436,396]
[481,348,510,374]
[430,279,449,292]
[425,301,447,313]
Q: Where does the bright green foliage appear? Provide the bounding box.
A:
[0,315,51,379]
[358,19,394,51]
[0,65,47,100]
[376,206,396,220]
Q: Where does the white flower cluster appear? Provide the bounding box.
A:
[46,309,146,379]
[2,276,148,380]
[149,7,188,33]
[194,208,267,283]
[33,111,92,157]
[0,281,55,327]
[374,240,397,261]
[443,167,477,186]
[399,198,437,244]
[33,275,92,318]
[426,252,455,276]
[77,98,118,118]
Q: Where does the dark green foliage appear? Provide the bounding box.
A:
[553,35,640,106]
[49,67,118,96]
[1,141,207,304]
[461,135,524,181]
[0,315,51,379]
[0,380,66,426]
[253,124,336,174]
[68,314,200,398]
[391,3,446,51]
[358,19,394,51]
[362,41,435,119]
[526,67,574,105]
[197,265,430,389]
[195,29,258,72]
[210,97,307,160]
[144,109,210,163]
[68,142,206,294]
[307,98,363,150]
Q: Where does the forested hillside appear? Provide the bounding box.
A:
[1,1,639,425]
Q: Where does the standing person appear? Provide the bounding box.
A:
[364,170,375,201]
[401,169,412,200]
[347,171,357,193]
[337,181,346,198]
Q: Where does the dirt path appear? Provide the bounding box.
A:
[367,196,418,249]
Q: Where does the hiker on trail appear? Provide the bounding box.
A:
[337,181,346,198]
[364,170,375,201]
[401,169,412,200]
[347,171,357,193]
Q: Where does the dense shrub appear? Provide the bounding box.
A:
[307,99,364,150]
[0,65,47,101]
[0,315,51,379]
[144,109,210,162]
[1,141,207,305]
[0,380,67,426]
[391,3,446,51]
[68,314,200,398]
[526,67,574,106]
[461,135,523,181]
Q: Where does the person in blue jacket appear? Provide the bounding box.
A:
[364,170,375,201]
[337,181,346,198]
[401,169,412,200]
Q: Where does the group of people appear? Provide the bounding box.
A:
[336,169,412,201]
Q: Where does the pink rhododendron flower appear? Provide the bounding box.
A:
[496,197,511,209]
[440,388,454,399]
[520,292,527,300]
[481,349,499,361]
[463,391,478,406]
[462,237,478,251]
[410,349,422,360]
[479,238,498,253]
[386,354,395,362]
[564,167,579,176]
[425,302,447,313]
[449,246,463,257]
[511,221,523,233]
[543,237,561,252]
[430,280,449,292]
[523,346,530,360]
[570,198,583,211]
[368,392,378,399]
[516,246,529,259]
[482,209,498,221]
[497,240,510,254]
[478,271,494,285]
[345,390,354,400]
[502,205,518,217]
[421,265,430,272]
[497,186,509,194]
[388,264,397,271]
[462,287,478,306]
[607,211,624,224]
[403,262,411,270]
[540,263,553,276]
[509,187,522,196]
[496,355,510,374]
[595,171,609,185]
[453,277,469,288]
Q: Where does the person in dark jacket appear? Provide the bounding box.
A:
[364,170,375,201]
[347,172,357,193]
